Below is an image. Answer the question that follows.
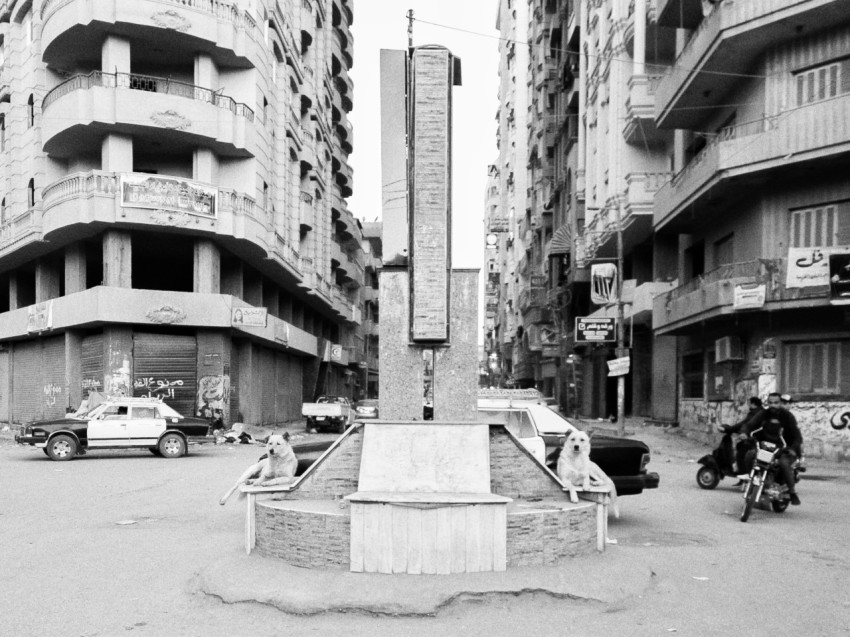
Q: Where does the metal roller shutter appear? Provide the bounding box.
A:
[81,334,104,395]
[13,341,42,424]
[41,336,67,420]
[133,333,197,417]
[260,346,275,425]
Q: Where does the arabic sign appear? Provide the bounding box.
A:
[120,173,217,218]
[785,247,850,288]
[27,301,53,333]
[231,307,267,327]
[607,356,630,377]
[575,317,617,343]
[733,284,766,310]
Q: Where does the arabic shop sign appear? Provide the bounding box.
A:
[120,173,217,218]
[575,317,617,343]
[786,247,850,288]
[733,284,766,310]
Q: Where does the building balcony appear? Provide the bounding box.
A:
[299,190,314,232]
[623,74,666,147]
[583,171,672,260]
[41,71,256,159]
[41,0,262,71]
[38,170,303,274]
[653,260,766,334]
[655,0,845,129]
[654,94,850,233]
[587,280,678,326]
[0,207,42,259]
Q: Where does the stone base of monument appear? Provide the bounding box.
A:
[242,422,606,573]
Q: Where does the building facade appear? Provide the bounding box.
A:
[486,0,850,460]
[0,0,369,427]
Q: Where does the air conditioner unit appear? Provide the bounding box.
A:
[715,336,744,363]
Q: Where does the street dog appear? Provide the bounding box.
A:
[219,433,298,505]
[557,430,620,519]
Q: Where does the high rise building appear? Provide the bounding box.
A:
[0,0,367,426]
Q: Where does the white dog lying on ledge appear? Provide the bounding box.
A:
[557,429,620,519]
[219,433,298,505]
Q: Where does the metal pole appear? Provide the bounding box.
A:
[615,203,626,437]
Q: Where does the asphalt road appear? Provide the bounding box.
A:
[1,424,849,637]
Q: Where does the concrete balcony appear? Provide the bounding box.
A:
[39,170,294,271]
[41,0,263,71]
[655,94,850,233]
[652,260,765,334]
[0,286,317,356]
[0,207,42,259]
[42,72,256,159]
[655,0,847,130]
[299,190,314,232]
[623,74,666,147]
[586,280,677,326]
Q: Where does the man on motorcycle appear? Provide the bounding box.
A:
[734,392,804,505]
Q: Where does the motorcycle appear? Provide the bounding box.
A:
[739,436,803,523]
[696,427,745,490]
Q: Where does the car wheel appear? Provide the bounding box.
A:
[46,434,77,461]
[696,466,720,490]
[158,433,186,458]
[337,420,347,434]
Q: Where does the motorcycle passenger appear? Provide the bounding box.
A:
[740,392,804,505]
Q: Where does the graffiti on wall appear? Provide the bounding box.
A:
[105,358,131,397]
[43,383,62,407]
[830,411,850,431]
[81,378,103,392]
[197,375,230,420]
[134,377,185,400]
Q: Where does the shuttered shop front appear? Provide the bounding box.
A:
[13,336,66,423]
[133,333,197,417]
[81,334,104,394]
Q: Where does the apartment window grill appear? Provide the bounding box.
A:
[782,341,843,395]
[795,63,840,106]
[790,205,839,247]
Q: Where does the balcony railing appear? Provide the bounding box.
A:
[42,0,256,27]
[42,71,254,121]
[666,260,762,302]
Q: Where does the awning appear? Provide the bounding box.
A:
[549,224,571,255]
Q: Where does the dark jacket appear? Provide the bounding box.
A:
[744,407,803,455]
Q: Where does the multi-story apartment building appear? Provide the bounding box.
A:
[486,0,531,391]
[0,0,366,427]
[650,0,850,458]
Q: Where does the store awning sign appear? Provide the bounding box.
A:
[575,317,616,343]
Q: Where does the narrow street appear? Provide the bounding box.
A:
[2,424,848,636]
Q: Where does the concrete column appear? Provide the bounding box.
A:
[193,239,221,294]
[236,340,256,423]
[101,34,131,74]
[193,148,217,184]
[103,230,132,288]
[8,273,18,310]
[65,243,87,295]
[101,133,133,172]
[194,53,218,89]
[432,270,480,422]
[651,335,678,421]
[634,0,646,75]
[103,326,133,397]
[35,259,61,302]
[65,331,83,411]
[221,259,244,299]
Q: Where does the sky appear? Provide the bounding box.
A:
[348,0,501,269]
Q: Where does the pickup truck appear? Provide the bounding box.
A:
[301,396,354,433]
[476,401,660,496]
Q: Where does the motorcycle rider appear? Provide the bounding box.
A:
[735,392,804,505]
[722,396,764,480]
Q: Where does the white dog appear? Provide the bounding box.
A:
[557,430,619,518]
[219,433,298,505]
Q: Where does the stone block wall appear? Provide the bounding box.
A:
[254,506,350,569]
[489,429,565,498]
[275,429,364,500]
[507,506,596,566]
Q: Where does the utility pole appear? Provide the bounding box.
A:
[407,9,414,48]
[614,202,626,437]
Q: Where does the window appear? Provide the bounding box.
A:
[790,205,848,247]
[796,63,839,105]
[0,114,5,151]
[27,178,35,208]
[101,405,129,420]
[783,341,843,395]
[27,94,34,128]
[132,407,157,419]
[681,352,704,399]
[1,197,5,224]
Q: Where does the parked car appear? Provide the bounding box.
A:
[302,395,354,433]
[476,401,660,496]
[15,397,214,461]
[354,398,379,420]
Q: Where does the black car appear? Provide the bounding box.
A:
[15,397,213,460]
